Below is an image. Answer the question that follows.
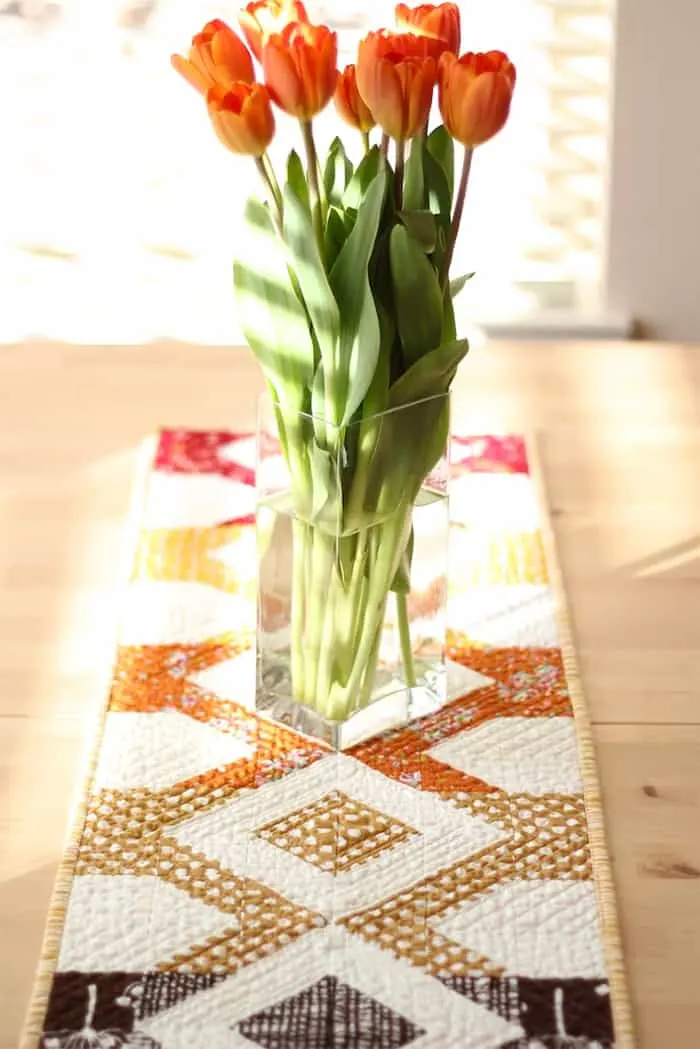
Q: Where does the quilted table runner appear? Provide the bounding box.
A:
[24,432,633,1049]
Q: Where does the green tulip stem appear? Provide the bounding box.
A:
[361,130,371,154]
[301,120,326,263]
[355,622,383,711]
[394,138,406,209]
[380,133,390,159]
[286,490,420,723]
[329,506,409,712]
[441,144,473,290]
[290,519,308,701]
[396,591,417,688]
[307,528,336,708]
[255,154,283,223]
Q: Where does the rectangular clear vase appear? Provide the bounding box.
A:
[256,393,451,750]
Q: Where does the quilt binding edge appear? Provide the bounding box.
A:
[526,431,636,1049]
[19,435,159,1049]
[19,432,637,1049]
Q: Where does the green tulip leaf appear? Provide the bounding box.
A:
[423,145,452,224]
[426,125,454,201]
[282,182,341,418]
[343,206,358,236]
[310,361,328,449]
[324,206,347,271]
[323,137,353,209]
[362,298,393,419]
[287,150,310,215]
[233,197,313,409]
[363,386,452,515]
[397,209,437,253]
[343,146,382,211]
[330,168,387,425]
[403,137,425,212]
[390,526,414,594]
[390,223,443,365]
[348,299,392,514]
[450,272,476,298]
[388,337,469,408]
[442,286,457,344]
[335,531,359,589]
[343,273,383,427]
[307,440,336,522]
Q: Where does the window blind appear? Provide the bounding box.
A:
[0,0,615,341]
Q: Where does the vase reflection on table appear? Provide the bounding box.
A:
[256,393,451,748]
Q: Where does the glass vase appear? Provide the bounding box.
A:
[256,393,451,749]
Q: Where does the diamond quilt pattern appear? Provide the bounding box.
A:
[34,433,617,1049]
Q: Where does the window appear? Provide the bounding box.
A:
[0,0,615,342]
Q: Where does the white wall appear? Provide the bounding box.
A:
[607,0,700,341]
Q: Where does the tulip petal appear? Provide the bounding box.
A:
[248,84,276,151]
[334,64,375,132]
[355,35,376,112]
[468,72,513,144]
[262,23,337,119]
[240,1,312,64]
[190,39,218,83]
[321,35,340,107]
[296,34,319,115]
[211,26,255,85]
[263,38,303,115]
[206,83,274,155]
[395,3,461,58]
[438,49,515,146]
[408,60,435,140]
[395,2,410,24]
[202,19,228,37]
[357,30,439,140]
[376,60,406,139]
[238,10,263,61]
[171,53,211,95]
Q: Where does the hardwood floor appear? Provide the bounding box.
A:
[0,341,698,1048]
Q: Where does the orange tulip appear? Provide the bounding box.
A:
[438,50,516,146]
[395,3,460,59]
[334,64,375,133]
[206,83,275,156]
[239,0,310,62]
[171,19,255,96]
[356,31,436,141]
[263,22,338,120]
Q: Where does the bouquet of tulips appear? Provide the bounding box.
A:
[172,1,515,727]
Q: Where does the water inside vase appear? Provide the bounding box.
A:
[256,486,449,748]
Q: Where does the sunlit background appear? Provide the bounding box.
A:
[0,0,615,343]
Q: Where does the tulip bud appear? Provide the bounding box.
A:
[395,3,461,59]
[356,31,436,142]
[334,65,375,133]
[438,50,516,147]
[172,19,255,96]
[239,0,310,63]
[206,82,276,156]
[263,22,338,121]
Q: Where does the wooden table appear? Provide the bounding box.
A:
[0,341,698,1049]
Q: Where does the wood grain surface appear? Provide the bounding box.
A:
[0,340,698,1049]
